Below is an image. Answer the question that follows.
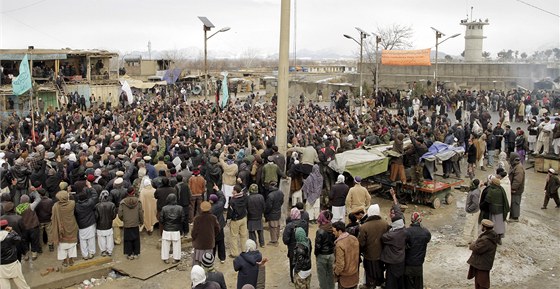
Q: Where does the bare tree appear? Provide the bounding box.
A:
[375,24,414,50]
[360,23,414,90]
[160,49,190,70]
[240,47,262,68]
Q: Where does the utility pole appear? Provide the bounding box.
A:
[277,0,291,216]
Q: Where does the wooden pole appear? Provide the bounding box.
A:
[29,53,36,142]
[277,0,291,216]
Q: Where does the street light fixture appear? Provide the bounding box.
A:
[198,16,230,99]
[343,27,369,100]
[431,27,460,92]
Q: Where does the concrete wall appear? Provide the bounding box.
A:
[377,62,556,90]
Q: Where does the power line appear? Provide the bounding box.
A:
[4,13,69,46]
[1,0,48,14]
[514,0,560,18]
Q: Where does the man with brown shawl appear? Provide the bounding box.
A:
[50,190,79,267]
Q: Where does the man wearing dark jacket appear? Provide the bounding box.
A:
[95,190,116,257]
[467,219,499,289]
[110,177,127,245]
[35,188,54,252]
[329,175,349,223]
[359,204,389,289]
[0,219,31,289]
[542,168,560,209]
[161,194,183,264]
[209,188,227,263]
[503,125,516,156]
[404,212,431,289]
[264,182,283,245]
[315,210,336,289]
[508,152,525,222]
[381,190,407,289]
[227,185,248,258]
[492,122,504,152]
[174,175,190,236]
[247,184,265,247]
[10,158,30,206]
[154,177,176,235]
[74,185,98,260]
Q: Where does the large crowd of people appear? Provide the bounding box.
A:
[0,86,555,288]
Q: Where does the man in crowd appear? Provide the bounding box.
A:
[192,201,220,266]
[1,219,31,289]
[404,212,431,289]
[264,181,283,246]
[332,221,360,289]
[345,176,371,220]
[467,219,499,289]
[508,152,525,222]
[358,204,388,289]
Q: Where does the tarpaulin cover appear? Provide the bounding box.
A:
[329,148,389,178]
[420,141,465,162]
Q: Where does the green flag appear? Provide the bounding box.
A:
[221,71,229,109]
[12,54,32,96]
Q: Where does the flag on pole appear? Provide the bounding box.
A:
[121,80,133,104]
[12,54,32,96]
[220,71,229,109]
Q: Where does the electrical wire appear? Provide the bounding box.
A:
[514,0,559,18]
[3,13,69,46]
[0,0,48,14]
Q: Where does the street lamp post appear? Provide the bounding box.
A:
[371,33,382,98]
[344,27,369,100]
[431,27,460,92]
[198,16,230,100]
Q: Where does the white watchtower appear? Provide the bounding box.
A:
[460,18,489,62]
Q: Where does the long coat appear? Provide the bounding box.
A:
[191,211,220,250]
[233,250,262,289]
[358,216,389,261]
[467,229,499,271]
[334,232,360,288]
[139,184,157,232]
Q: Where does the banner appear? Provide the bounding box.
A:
[122,81,133,104]
[12,54,33,96]
[381,48,432,66]
[221,72,229,109]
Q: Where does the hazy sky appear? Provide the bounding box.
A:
[0,0,558,59]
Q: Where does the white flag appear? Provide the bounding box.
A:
[122,81,133,104]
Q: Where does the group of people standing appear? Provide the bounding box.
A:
[0,84,555,289]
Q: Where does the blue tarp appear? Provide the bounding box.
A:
[420,141,465,162]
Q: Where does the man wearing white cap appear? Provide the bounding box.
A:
[191,265,221,289]
[329,175,349,223]
[542,168,560,209]
[358,204,389,289]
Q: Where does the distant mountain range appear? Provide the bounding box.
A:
[120,47,457,61]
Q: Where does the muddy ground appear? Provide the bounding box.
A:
[61,160,559,289]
